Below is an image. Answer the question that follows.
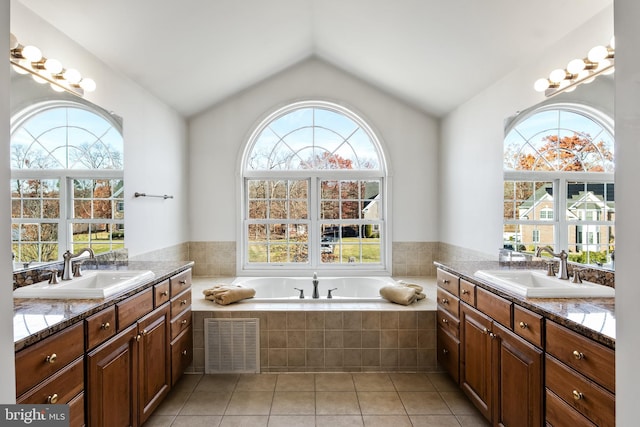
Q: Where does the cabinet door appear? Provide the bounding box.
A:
[137,304,171,426]
[460,303,494,422]
[87,324,138,427]
[493,322,543,427]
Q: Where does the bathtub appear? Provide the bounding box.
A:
[230,276,398,302]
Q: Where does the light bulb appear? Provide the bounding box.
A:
[549,68,568,84]
[79,78,96,92]
[50,83,65,93]
[21,45,42,62]
[63,68,82,84]
[9,33,19,50]
[31,74,48,84]
[588,45,609,62]
[12,64,30,75]
[534,78,550,92]
[567,59,586,74]
[44,58,63,74]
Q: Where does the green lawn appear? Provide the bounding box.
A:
[249,237,381,263]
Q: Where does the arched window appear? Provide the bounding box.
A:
[11,100,124,264]
[241,100,389,274]
[503,104,614,268]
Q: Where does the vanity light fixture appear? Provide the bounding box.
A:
[534,37,614,97]
[9,32,96,96]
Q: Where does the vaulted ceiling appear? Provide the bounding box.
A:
[17,0,612,118]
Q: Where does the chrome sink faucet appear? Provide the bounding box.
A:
[535,246,569,280]
[61,248,95,280]
[312,272,319,299]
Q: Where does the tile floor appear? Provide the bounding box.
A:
[144,372,491,427]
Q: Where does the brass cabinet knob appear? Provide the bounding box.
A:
[45,353,57,364]
[181,319,188,325]
[441,298,448,304]
[519,321,528,329]
[441,318,448,324]
[101,322,110,330]
[489,332,497,339]
[443,279,449,284]
[483,328,489,335]
[442,348,449,355]
[180,299,188,305]
[181,349,188,356]
[161,291,169,296]
[179,280,187,285]
[572,350,584,360]
[462,289,469,295]
[142,329,148,336]
[47,393,58,404]
[572,390,584,400]
[135,334,141,342]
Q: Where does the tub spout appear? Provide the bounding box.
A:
[312,272,319,299]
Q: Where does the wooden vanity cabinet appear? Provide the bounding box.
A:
[545,321,615,427]
[436,269,460,384]
[15,321,85,427]
[169,269,193,385]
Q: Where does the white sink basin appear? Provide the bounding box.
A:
[474,269,615,298]
[13,270,155,299]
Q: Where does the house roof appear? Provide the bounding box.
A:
[17,0,613,118]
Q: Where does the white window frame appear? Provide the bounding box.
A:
[239,100,391,276]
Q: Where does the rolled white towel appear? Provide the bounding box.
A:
[203,284,256,305]
[379,285,418,306]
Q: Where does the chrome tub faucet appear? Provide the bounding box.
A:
[312,272,319,299]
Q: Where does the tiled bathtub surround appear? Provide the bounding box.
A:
[191,309,437,373]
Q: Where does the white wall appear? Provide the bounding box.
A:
[189,57,440,244]
[439,7,614,257]
[1,1,17,404]
[613,1,640,424]
[10,1,190,258]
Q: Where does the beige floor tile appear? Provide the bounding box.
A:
[219,415,269,427]
[316,391,361,415]
[362,415,413,427]
[153,391,190,415]
[409,414,462,426]
[141,414,175,427]
[172,373,203,393]
[268,415,316,426]
[389,373,436,391]
[271,391,316,415]
[195,374,239,392]
[225,391,274,415]
[399,391,452,415]
[357,391,406,415]
[440,391,480,415]
[427,372,459,392]
[315,373,355,391]
[171,415,223,427]
[236,374,278,391]
[352,373,395,391]
[456,414,492,426]
[180,391,231,415]
[316,415,364,427]
[275,373,315,391]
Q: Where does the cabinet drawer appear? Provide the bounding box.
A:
[15,322,84,396]
[85,306,116,350]
[170,269,192,297]
[437,328,459,384]
[171,308,192,340]
[437,288,459,318]
[436,269,459,297]
[154,279,171,307]
[545,355,615,427]
[17,356,84,405]
[171,289,192,318]
[68,391,85,427]
[545,388,596,427]
[437,308,459,338]
[117,287,153,331]
[459,279,475,306]
[513,305,544,348]
[171,326,193,386]
[545,321,614,392]
[476,286,512,328]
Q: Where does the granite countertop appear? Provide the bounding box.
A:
[13,260,194,352]
[435,261,615,349]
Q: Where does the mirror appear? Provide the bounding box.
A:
[504,74,615,271]
[10,66,124,273]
